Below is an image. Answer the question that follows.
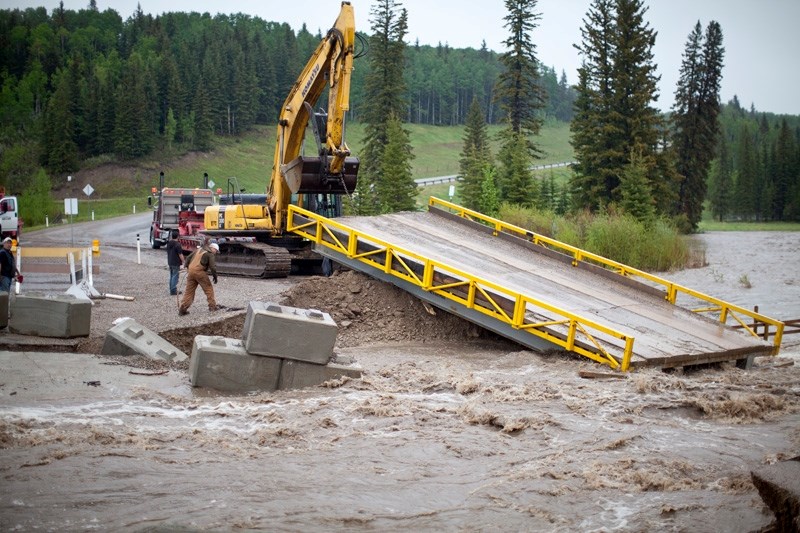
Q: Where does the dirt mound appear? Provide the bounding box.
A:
[281,270,492,347]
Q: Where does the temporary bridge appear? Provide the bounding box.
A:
[287,198,785,371]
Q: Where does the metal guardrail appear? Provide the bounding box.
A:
[428,197,785,354]
[287,204,636,371]
[414,162,577,186]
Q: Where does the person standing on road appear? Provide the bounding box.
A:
[166,229,185,296]
[178,242,219,315]
[0,237,21,292]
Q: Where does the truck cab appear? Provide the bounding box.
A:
[149,187,214,248]
[0,189,22,240]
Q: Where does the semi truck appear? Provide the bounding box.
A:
[147,172,215,248]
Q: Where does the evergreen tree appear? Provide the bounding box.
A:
[734,124,756,219]
[502,132,534,206]
[42,69,79,173]
[494,0,546,162]
[773,119,795,220]
[192,80,213,151]
[458,97,493,210]
[619,150,656,224]
[707,134,733,221]
[113,53,155,158]
[376,114,416,212]
[671,20,725,229]
[570,0,664,213]
[355,0,409,215]
[569,0,618,210]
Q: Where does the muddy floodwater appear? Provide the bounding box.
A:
[668,231,800,320]
[1,231,799,532]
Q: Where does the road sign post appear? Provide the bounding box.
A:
[64,198,78,246]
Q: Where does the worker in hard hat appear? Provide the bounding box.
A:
[178,241,220,315]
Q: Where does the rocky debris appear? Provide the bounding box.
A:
[751,457,800,532]
[281,270,495,347]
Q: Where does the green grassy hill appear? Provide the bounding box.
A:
[43,121,575,226]
[90,121,574,196]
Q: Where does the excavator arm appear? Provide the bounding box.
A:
[268,1,359,232]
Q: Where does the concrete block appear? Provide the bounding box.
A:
[0,292,7,328]
[9,293,90,338]
[190,335,281,393]
[752,459,800,532]
[279,358,362,390]
[101,318,187,362]
[242,301,338,364]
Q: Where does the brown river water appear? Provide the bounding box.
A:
[1,231,798,532]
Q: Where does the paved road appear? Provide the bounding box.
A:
[23,212,152,249]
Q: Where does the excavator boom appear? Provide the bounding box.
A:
[198,2,360,278]
[270,1,359,231]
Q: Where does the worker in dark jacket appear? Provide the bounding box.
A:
[178,242,219,315]
[0,237,21,292]
[166,229,185,295]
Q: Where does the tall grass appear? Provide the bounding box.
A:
[498,204,690,272]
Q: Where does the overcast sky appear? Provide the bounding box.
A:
[9,0,800,115]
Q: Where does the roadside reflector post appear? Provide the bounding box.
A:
[136,233,141,264]
[15,247,21,294]
[68,252,77,285]
[87,246,93,286]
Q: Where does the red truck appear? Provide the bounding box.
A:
[147,172,215,249]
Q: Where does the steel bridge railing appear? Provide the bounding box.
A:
[428,197,785,354]
[287,204,636,371]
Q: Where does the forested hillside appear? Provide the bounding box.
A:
[708,99,800,222]
[0,4,574,186]
[1,3,799,226]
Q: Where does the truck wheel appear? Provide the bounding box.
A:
[150,228,161,249]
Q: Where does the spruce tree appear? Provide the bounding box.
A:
[773,119,795,220]
[619,150,656,224]
[672,20,725,229]
[570,0,664,213]
[734,124,756,220]
[43,69,79,173]
[192,80,213,151]
[376,113,416,212]
[494,0,546,197]
[570,0,618,210]
[495,0,546,153]
[458,97,493,210]
[502,132,534,206]
[707,134,732,221]
[355,0,409,215]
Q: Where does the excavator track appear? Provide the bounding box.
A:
[216,241,293,278]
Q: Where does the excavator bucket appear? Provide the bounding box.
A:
[282,156,359,194]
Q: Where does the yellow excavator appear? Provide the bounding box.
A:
[199,1,359,277]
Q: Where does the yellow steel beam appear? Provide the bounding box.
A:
[287,205,636,371]
[428,197,785,354]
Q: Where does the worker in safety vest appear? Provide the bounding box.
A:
[178,242,219,315]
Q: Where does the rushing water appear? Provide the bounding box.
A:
[666,231,800,320]
[1,231,798,532]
